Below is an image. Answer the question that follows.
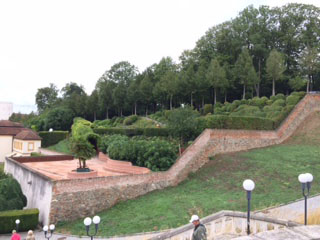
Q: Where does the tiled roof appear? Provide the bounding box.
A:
[0,120,23,128]
[15,130,42,140]
[0,127,26,136]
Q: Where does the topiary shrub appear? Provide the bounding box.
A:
[124,115,139,126]
[272,99,286,107]
[275,93,285,100]
[0,209,39,234]
[266,100,273,105]
[251,96,268,108]
[286,95,300,105]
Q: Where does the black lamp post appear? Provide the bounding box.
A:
[43,224,55,240]
[84,216,101,240]
[298,173,313,225]
[15,219,20,232]
[243,179,255,235]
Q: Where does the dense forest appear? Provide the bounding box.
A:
[11,3,320,130]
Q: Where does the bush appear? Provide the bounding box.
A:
[205,115,275,130]
[124,115,139,126]
[272,99,286,107]
[167,106,201,143]
[275,93,285,100]
[286,95,300,105]
[38,131,69,147]
[251,96,268,108]
[231,105,263,117]
[0,209,39,234]
[203,104,213,115]
[100,135,177,171]
[0,176,27,211]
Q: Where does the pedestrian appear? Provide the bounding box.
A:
[26,230,35,240]
[11,230,21,240]
[190,215,207,240]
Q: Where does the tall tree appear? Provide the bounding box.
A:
[206,58,227,104]
[235,48,258,99]
[266,49,286,96]
[299,46,319,92]
[35,83,58,113]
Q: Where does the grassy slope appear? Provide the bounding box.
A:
[56,112,320,237]
[47,139,72,154]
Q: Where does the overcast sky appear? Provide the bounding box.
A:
[0,0,319,113]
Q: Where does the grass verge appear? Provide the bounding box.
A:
[56,143,320,237]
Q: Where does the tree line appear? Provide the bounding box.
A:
[31,3,320,129]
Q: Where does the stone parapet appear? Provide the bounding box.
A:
[149,211,300,240]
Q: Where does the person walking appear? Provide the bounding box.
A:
[190,215,207,240]
[11,230,21,240]
[26,230,35,240]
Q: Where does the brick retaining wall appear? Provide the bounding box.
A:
[49,94,320,223]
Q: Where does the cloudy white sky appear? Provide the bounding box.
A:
[0,0,319,113]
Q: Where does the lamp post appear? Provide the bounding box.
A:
[298,173,313,225]
[84,216,101,240]
[43,224,55,240]
[15,219,20,232]
[243,179,255,235]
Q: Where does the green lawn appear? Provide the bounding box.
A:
[56,144,320,236]
[56,113,320,237]
[47,139,72,154]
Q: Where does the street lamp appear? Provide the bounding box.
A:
[15,219,20,232]
[43,224,55,240]
[298,173,313,225]
[84,216,101,240]
[243,179,255,235]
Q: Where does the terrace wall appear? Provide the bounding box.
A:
[4,157,53,226]
[48,93,320,223]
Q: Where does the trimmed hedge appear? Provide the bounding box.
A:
[0,208,39,234]
[205,115,275,130]
[93,127,170,137]
[39,131,69,147]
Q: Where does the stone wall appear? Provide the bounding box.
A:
[45,93,320,223]
[149,211,300,240]
[5,157,53,226]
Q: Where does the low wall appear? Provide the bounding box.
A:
[48,93,320,224]
[256,194,320,224]
[5,157,53,226]
[149,211,300,240]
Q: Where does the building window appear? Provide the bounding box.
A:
[28,142,34,151]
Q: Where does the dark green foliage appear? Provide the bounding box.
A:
[0,209,39,234]
[167,106,202,143]
[251,97,268,108]
[123,115,139,126]
[0,176,27,211]
[203,104,213,115]
[46,107,74,131]
[99,135,177,171]
[272,99,286,107]
[205,115,275,130]
[286,95,300,105]
[93,127,169,137]
[38,131,69,147]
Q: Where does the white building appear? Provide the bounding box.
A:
[0,102,13,120]
[0,120,41,162]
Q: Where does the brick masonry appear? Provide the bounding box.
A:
[49,93,320,224]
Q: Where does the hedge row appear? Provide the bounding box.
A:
[93,127,170,137]
[38,131,69,147]
[0,208,39,234]
[205,115,276,130]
